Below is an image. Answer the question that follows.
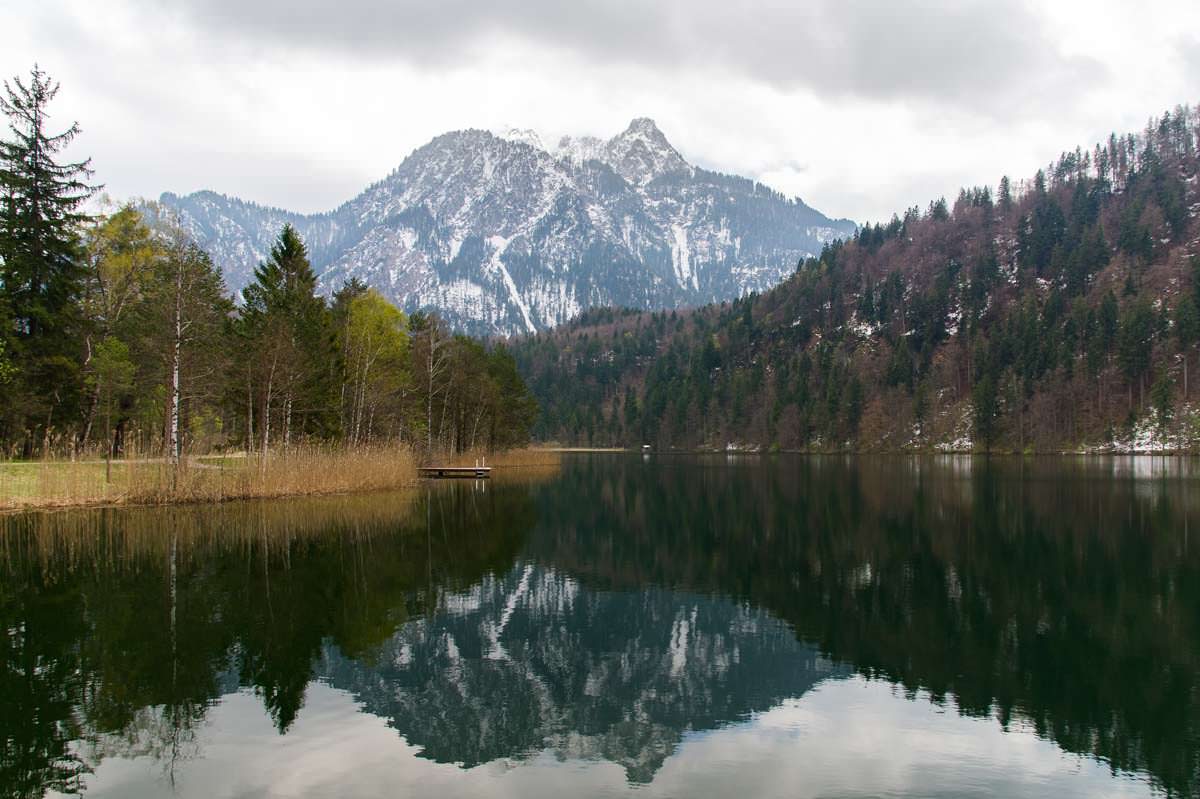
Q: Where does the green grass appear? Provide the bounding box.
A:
[0,462,43,499]
[0,460,131,507]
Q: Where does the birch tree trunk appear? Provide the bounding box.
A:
[427,329,435,454]
[79,335,99,453]
[246,374,254,454]
[261,355,277,460]
[168,260,183,468]
[283,392,292,449]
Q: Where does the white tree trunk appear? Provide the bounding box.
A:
[169,261,183,467]
[246,374,254,454]
[283,392,292,449]
[261,356,276,457]
[427,330,435,454]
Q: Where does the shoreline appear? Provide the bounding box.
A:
[4,447,1196,514]
[719,448,1200,456]
[0,447,561,514]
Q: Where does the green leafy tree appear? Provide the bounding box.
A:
[78,206,161,447]
[0,65,97,451]
[87,335,134,474]
[341,289,409,445]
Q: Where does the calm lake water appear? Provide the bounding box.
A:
[2,454,1198,798]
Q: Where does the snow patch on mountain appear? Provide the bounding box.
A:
[496,127,546,151]
[555,134,607,166]
[670,223,695,290]
[158,119,856,336]
[488,234,535,334]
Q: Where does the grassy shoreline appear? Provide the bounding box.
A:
[0,447,561,513]
[0,446,417,512]
[7,443,1192,513]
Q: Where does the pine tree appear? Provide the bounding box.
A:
[972,372,999,450]
[1118,299,1156,411]
[997,176,1013,213]
[1150,371,1173,430]
[0,66,97,451]
[241,225,338,449]
[1175,296,1199,398]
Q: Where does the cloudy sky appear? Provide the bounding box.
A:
[8,0,1199,223]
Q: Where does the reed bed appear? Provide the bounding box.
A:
[447,447,563,469]
[0,444,418,511]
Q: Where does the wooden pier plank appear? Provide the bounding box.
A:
[418,466,493,479]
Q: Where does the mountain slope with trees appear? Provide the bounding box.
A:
[158,119,855,335]
[513,106,1200,452]
[0,66,536,460]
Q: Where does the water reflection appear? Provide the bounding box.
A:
[1,487,531,797]
[529,455,1200,795]
[322,567,840,782]
[1,455,1197,798]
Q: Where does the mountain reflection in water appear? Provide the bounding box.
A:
[1,455,1196,798]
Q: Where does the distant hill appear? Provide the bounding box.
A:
[157,118,854,335]
[511,107,1200,453]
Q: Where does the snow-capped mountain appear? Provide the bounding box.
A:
[158,118,855,335]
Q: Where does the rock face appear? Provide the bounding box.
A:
[158,118,855,335]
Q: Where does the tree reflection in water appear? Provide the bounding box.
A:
[1,455,1197,797]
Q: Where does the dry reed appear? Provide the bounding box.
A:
[0,444,418,511]
[447,447,563,469]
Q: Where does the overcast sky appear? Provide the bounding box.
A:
[8,1,1199,223]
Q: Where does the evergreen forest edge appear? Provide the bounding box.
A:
[4,65,1200,458]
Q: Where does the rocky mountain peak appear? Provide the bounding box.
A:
[156,119,855,336]
[620,116,667,139]
[604,117,688,185]
[496,127,547,151]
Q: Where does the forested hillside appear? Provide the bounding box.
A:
[513,107,1200,452]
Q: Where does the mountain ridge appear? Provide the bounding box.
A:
[157,118,855,334]
[511,106,1200,453]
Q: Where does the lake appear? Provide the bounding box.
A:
[2,454,1197,798]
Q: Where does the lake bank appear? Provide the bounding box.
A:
[0,447,560,512]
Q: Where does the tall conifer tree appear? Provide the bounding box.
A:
[0,66,96,450]
[241,225,338,447]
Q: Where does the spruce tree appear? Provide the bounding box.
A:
[241,225,338,447]
[1175,296,1198,398]
[0,66,96,450]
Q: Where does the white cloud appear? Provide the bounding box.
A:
[5,0,1199,223]
[72,678,1156,797]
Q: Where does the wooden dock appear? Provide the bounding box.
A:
[418,465,492,479]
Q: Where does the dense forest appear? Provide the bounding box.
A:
[0,67,536,459]
[514,106,1200,452]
